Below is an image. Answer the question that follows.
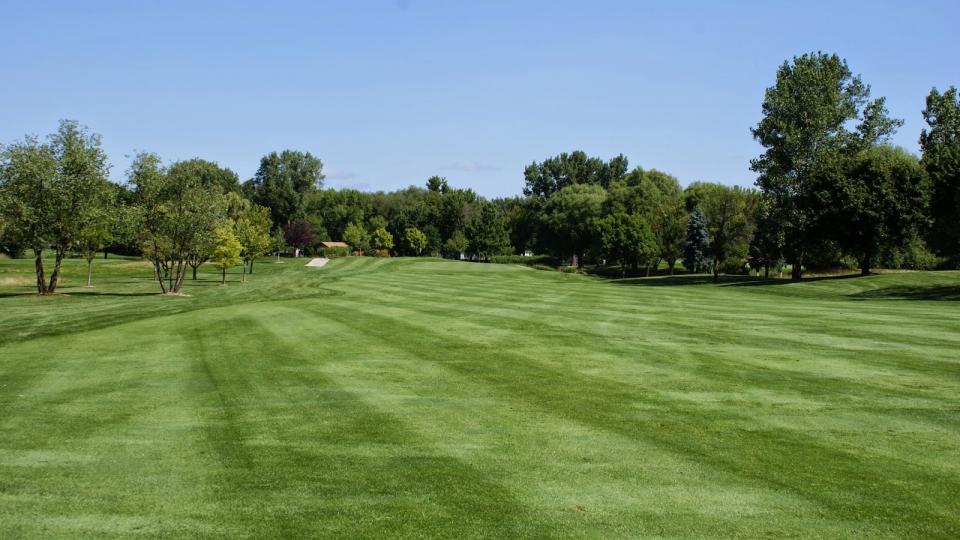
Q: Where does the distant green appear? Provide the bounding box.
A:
[1,256,958,538]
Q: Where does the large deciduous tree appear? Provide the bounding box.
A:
[543,183,607,266]
[689,183,757,281]
[524,151,628,199]
[817,146,929,275]
[131,152,227,294]
[343,222,369,255]
[751,52,901,280]
[245,150,324,228]
[597,211,657,278]
[0,120,112,294]
[920,86,960,265]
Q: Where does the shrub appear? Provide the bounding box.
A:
[530,264,555,272]
[490,254,560,266]
[560,266,580,274]
[318,246,350,259]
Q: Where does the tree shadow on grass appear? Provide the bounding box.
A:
[608,273,863,287]
[848,285,960,301]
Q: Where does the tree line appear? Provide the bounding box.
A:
[2,52,959,295]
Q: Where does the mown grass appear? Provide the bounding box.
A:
[1,256,958,538]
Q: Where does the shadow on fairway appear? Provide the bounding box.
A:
[608,273,863,287]
[849,285,960,301]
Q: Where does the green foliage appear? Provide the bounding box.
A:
[465,202,511,261]
[167,158,240,194]
[234,203,273,274]
[343,222,369,255]
[524,151,628,199]
[212,222,243,284]
[683,206,710,272]
[370,227,394,255]
[0,120,112,293]
[245,150,324,228]
[131,152,228,293]
[443,229,468,258]
[689,183,757,280]
[920,86,960,262]
[816,145,930,274]
[318,246,351,258]
[751,52,902,279]
[542,183,607,265]
[597,211,657,277]
[489,254,558,266]
[402,227,428,256]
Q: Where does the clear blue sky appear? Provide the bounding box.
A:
[2,1,957,197]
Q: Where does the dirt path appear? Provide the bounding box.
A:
[305,257,330,268]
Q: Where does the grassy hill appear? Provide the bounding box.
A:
[1,256,958,538]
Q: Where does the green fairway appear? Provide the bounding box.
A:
[1,257,958,538]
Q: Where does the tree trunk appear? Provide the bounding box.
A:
[860,255,871,276]
[103,250,108,260]
[713,265,720,282]
[242,264,246,283]
[33,248,47,295]
[153,261,168,294]
[791,254,803,281]
[668,260,676,275]
[191,264,198,280]
[764,263,770,280]
[45,248,67,294]
[86,259,93,287]
[221,267,226,285]
[248,258,254,275]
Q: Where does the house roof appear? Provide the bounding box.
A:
[320,241,350,248]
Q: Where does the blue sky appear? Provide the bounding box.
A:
[2,1,957,197]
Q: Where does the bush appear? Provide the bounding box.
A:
[490,254,559,266]
[882,237,940,270]
[318,246,350,259]
[530,264,555,272]
[560,266,580,274]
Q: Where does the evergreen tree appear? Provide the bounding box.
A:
[683,207,710,273]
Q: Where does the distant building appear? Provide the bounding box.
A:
[318,241,350,249]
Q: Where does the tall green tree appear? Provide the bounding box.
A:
[465,202,510,261]
[543,183,607,266]
[524,151,628,199]
[920,86,960,265]
[131,152,227,294]
[818,146,929,275]
[645,171,687,274]
[597,211,657,278]
[690,183,757,281]
[751,52,901,280]
[245,150,324,227]
[683,206,710,273]
[343,221,369,256]
[0,120,112,294]
[749,195,785,279]
[167,158,240,193]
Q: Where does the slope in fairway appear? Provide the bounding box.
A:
[1,256,959,538]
